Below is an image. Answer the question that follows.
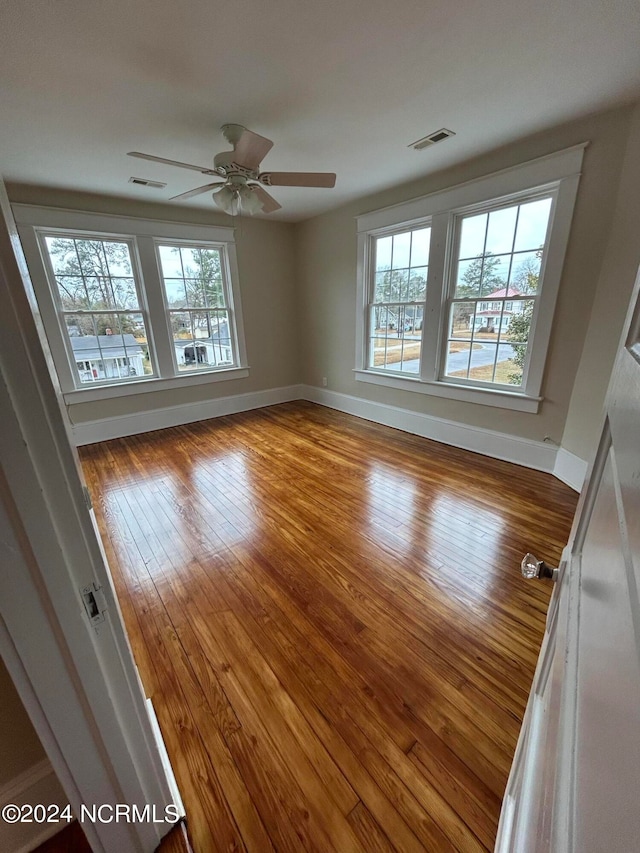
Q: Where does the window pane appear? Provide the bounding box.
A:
[45,238,77,275]
[459,213,487,258]
[45,237,139,312]
[468,343,498,382]
[375,236,392,272]
[169,310,194,340]
[177,247,201,276]
[410,228,431,267]
[157,244,235,374]
[103,243,133,276]
[373,227,431,309]
[158,245,183,278]
[204,275,225,309]
[480,254,509,296]
[369,305,421,373]
[447,195,551,387]
[164,279,188,307]
[390,268,409,302]
[408,267,427,301]
[79,276,115,310]
[182,278,207,308]
[445,341,472,377]
[509,251,541,294]
[64,312,152,384]
[170,310,234,372]
[514,197,552,252]
[456,254,509,299]
[455,258,483,298]
[56,276,88,310]
[374,271,390,303]
[110,277,138,309]
[485,206,518,255]
[502,299,534,386]
[392,232,411,269]
[449,301,475,338]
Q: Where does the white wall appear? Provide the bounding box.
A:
[0,660,68,852]
[561,101,640,461]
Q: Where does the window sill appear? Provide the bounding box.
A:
[63,366,250,404]
[353,369,541,413]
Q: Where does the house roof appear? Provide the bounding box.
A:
[2,0,639,221]
[70,334,143,361]
[483,288,523,299]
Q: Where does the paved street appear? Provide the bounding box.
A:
[391,341,515,374]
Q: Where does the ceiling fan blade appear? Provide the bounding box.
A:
[169,182,226,201]
[258,171,336,188]
[232,129,274,171]
[250,185,282,214]
[127,152,217,175]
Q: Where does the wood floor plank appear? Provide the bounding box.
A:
[80,401,578,852]
[346,802,396,853]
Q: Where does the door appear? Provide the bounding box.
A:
[0,181,182,851]
[496,265,640,852]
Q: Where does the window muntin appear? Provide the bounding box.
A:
[368,226,430,374]
[444,195,552,388]
[157,244,235,373]
[42,235,153,385]
[355,145,584,411]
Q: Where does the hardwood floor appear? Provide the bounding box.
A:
[79,401,578,852]
[33,819,191,852]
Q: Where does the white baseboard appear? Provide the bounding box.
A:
[146,698,185,820]
[0,759,68,853]
[553,447,588,492]
[301,385,558,474]
[70,380,586,491]
[71,384,305,445]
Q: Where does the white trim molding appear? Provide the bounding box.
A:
[356,143,588,233]
[71,384,305,444]
[355,144,585,412]
[553,447,588,492]
[0,760,68,853]
[12,203,249,401]
[354,368,542,412]
[71,380,587,491]
[302,385,557,473]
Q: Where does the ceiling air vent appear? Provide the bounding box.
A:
[128,177,167,189]
[408,128,456,150]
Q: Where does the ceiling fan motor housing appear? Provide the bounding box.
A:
[213,150,257,179]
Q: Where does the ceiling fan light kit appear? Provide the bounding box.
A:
[127,125,337,216]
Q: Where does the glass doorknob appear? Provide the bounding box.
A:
[521,553,559,581]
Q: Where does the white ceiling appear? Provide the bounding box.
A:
[2,0,639,222]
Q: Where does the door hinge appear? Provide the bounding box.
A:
[81,582,107,626]
[82,485,93,511]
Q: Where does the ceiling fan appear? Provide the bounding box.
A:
[128,124,336,215]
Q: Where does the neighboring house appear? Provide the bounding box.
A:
[70,334,145,383]
[470,288,523,333]
[173,321,232,369]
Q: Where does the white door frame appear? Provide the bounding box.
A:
[0,180,179,851]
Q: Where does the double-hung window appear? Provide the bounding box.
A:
[14,207,248,400]
[369,226,430,373]
[41,234,154,385]
[356,145,585,412]
[156,243,234,374]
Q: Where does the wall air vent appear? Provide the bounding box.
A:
[128,177,167,189]
[408,128,456,150]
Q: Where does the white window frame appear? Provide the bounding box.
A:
[13,205,249,403]
[355,144,585,413]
